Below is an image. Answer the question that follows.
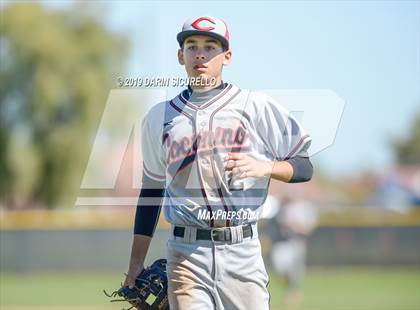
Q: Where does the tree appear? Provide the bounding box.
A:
[392,112,420,165]
[0,3,129,208]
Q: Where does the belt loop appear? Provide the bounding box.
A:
[230,225,243,244]
[229,226,236,243]
[251,222,258,239]
[237,225,244,243]
[183,226,197,243]
[190,226,197,243]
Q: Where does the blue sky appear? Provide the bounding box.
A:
[43,1,420,176]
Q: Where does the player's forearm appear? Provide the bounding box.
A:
[127,234,152,278]
[267,157,313,183]
[127,174,165,278]
[133,173,165,236]
[266,160,294,182]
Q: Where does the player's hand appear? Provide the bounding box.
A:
[224,153,274,179]
[124,265,144,289]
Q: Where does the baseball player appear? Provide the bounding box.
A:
[124,16,313,309]
[269,197,318,307]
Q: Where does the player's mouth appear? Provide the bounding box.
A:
[194,64,208,72]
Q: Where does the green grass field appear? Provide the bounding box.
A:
[1,267,419,310]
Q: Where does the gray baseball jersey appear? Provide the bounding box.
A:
[141,83,312,228]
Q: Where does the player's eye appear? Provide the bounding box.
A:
[187,45,197,51]
[205,46,216,51]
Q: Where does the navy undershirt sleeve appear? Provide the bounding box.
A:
[133,174,165,236]
[285,156,313,183]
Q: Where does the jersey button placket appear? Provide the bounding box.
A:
[196,111,212,201]
[200,121,206,130]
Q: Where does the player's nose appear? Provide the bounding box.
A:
[195,53,206,60]
[194,48,206,60]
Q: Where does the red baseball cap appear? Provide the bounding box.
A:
[177,16,230,50]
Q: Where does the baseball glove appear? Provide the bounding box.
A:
[104,259,169,310]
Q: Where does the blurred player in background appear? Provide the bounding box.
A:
[269,196,318,307]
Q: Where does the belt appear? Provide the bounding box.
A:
[173,224,253,242]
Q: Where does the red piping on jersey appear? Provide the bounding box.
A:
[208,88,242,227]
[283,134,310,160]
[143,163,165,181]
[178,84,233,111]
[169,100,215,227]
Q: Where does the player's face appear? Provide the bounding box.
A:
[178,35,232,87]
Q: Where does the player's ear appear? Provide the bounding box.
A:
[222,49,232,66]
[178,48,185,65]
